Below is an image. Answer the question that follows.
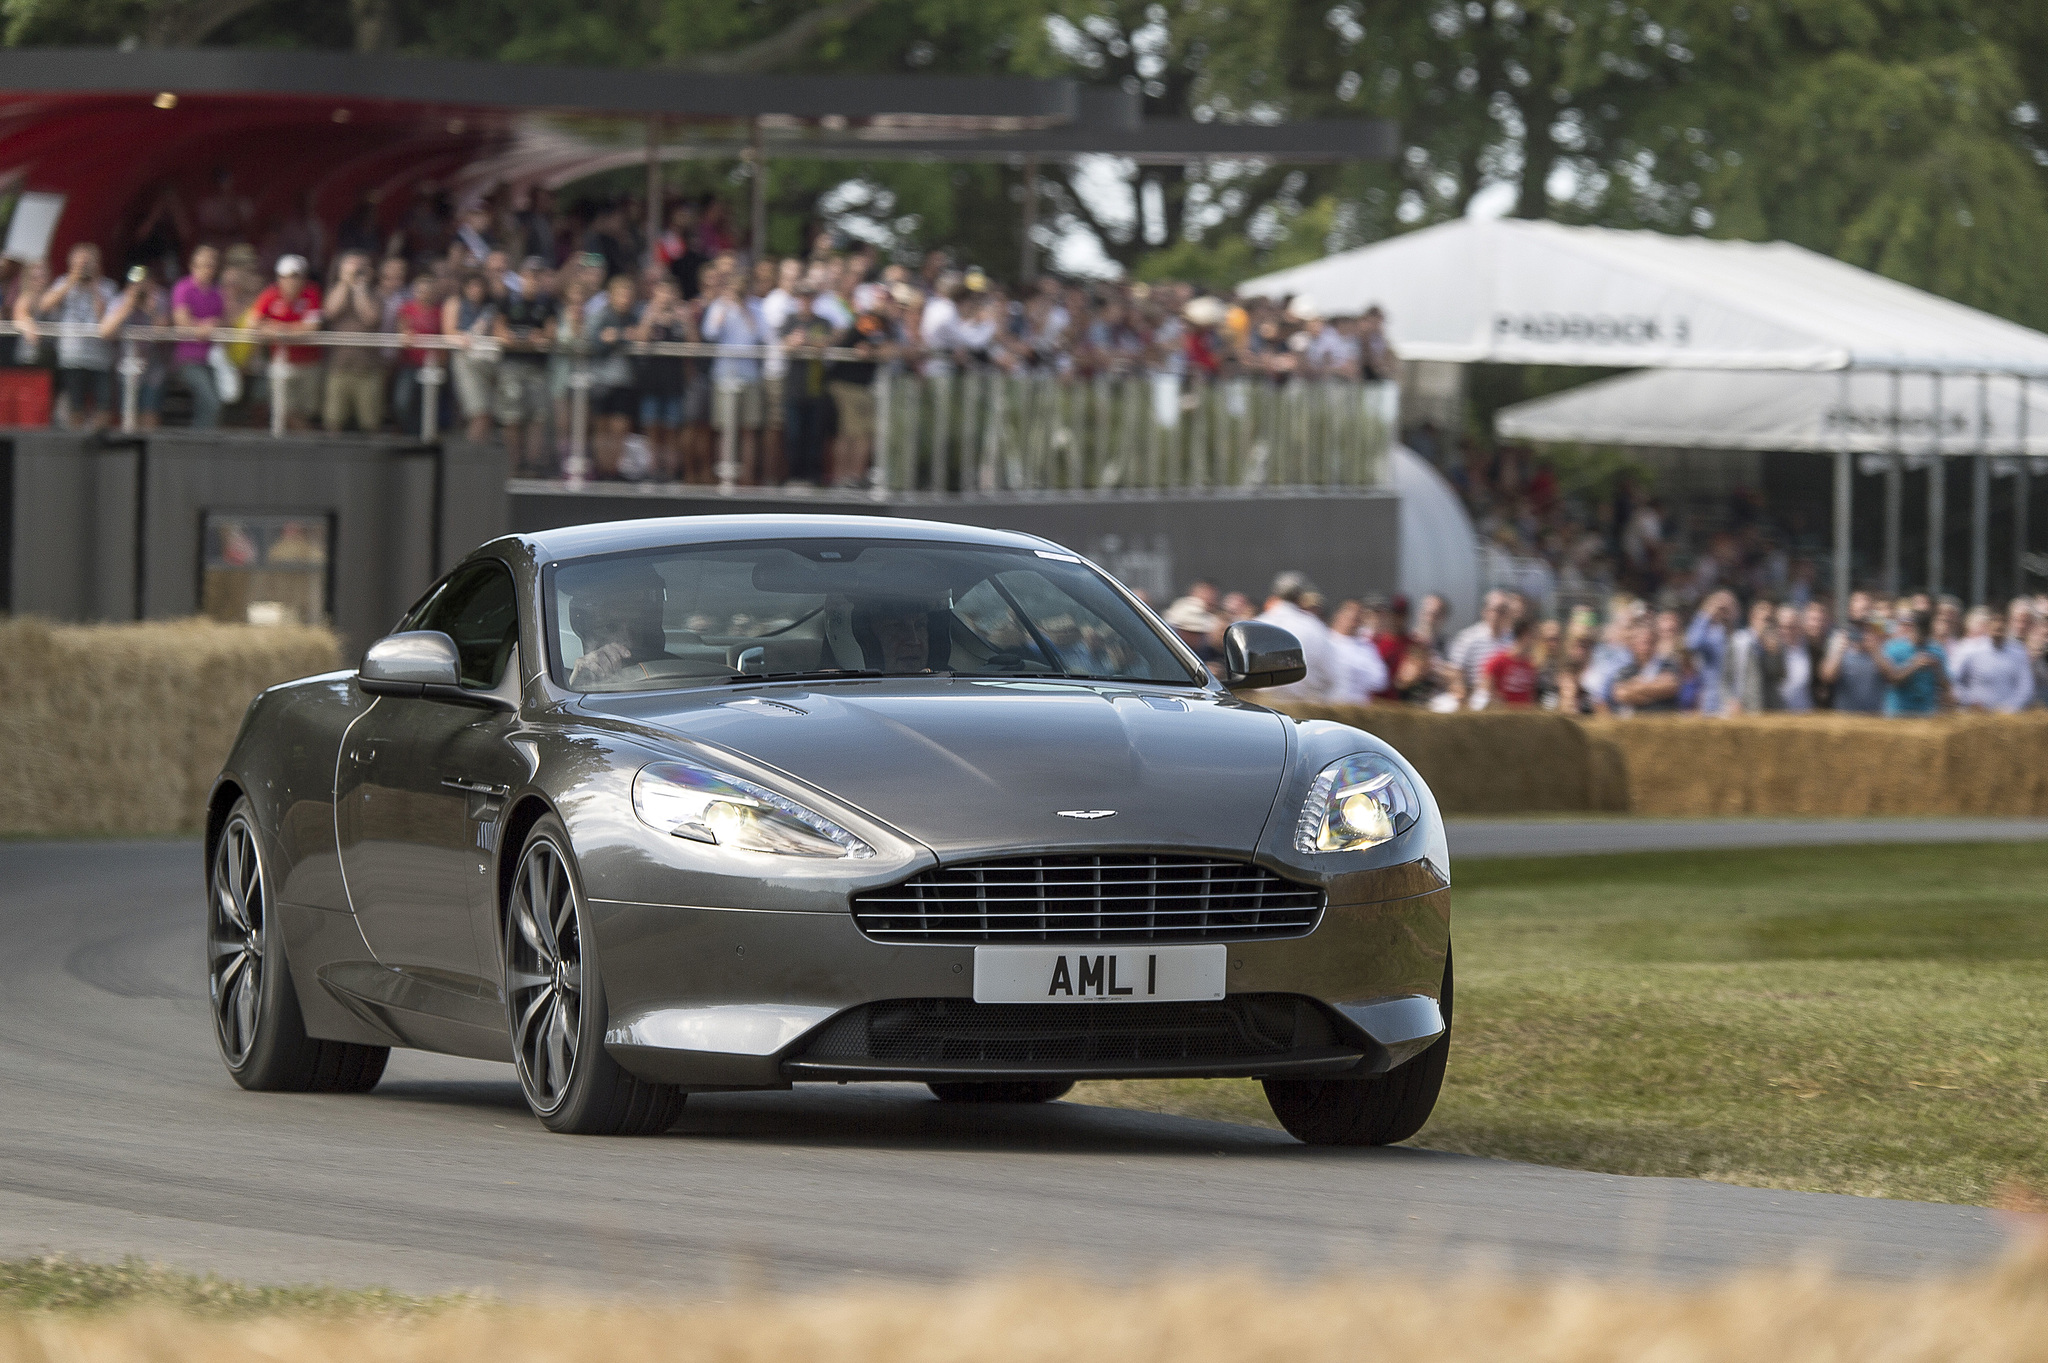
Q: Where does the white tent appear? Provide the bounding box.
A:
[1243,216,2048,603]
[1497,369,2048,456]
[1239,217,2048,378]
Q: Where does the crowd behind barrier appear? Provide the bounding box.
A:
[1159,571,2048,720]
[0,186,1397,494]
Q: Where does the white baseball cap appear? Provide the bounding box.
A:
[275,254,308,277]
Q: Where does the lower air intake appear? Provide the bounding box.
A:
[796,994,1339,1067]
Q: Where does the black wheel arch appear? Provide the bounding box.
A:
[204,778,247,878]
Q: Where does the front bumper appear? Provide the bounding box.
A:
[593,858,1451,1089]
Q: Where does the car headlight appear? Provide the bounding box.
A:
[633,758,874,859]
[1294,753,1420,854]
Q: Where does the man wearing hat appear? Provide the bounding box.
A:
[1161,595,1223,671]
[252,254,324,430]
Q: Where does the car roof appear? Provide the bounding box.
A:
[500,514,1071,564]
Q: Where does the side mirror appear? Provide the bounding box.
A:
[359,631,513,710]
[1223,620,1307,691]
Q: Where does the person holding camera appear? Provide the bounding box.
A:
[1877,610,1950,716]
[36,243,125,429]
[322,250,387,433]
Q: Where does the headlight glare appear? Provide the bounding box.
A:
[1295,753,1419,854]
[633,758,874,859]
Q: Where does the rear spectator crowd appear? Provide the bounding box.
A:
[1155,572,2048,718]
[0,183,1396,488]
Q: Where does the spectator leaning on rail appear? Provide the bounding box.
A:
[393,273,448,436]
[701,269,767,483]
[443,269,500,442]
[170,245,226,428]
[493,256,557,476]
[252,254,323,431]
[1325,599,1389,704]
[1609,616,1682,715]
[1446,590,1517,701]
[1474,617,1541,709]
[1255,571,1337,704]
[1950,605,2034,713]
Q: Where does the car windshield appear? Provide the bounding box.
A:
[548,538,1203,693]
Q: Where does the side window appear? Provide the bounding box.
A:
[415,562,520,689]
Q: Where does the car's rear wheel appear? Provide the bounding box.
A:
[927,1081,1074,1104]
[1262,948,1453,1147]
[209,798,389,1092]
[505,815,685,1135]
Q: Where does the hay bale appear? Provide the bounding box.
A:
[1279,704,1598,814]
[1580,713,2048,818]
[1273,705,2048,818]
[0,617,340,837]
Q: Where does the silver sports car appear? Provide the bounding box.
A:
[208,515,1451,1142]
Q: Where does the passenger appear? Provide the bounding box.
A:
[566,566,671,687]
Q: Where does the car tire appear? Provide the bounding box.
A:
[505,813,686,1136]
[209,798,390,1093]
[927,1081,1075,1104]
[1262,947,1453,1147]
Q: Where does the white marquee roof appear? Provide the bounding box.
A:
[1495,368,2048,456]
[1239,217,2048,377]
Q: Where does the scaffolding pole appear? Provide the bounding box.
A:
[1927,373,1944,596]
[1971,373,1990,605]
[2020,379,2033,598]
[1884,370,1902,596]
[1832,368,1852,611]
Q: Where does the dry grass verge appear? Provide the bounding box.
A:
[5,1245,2048,1363]
[0,617,339,836]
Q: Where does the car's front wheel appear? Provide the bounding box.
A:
[1262,948,1453,1147]
[504,814,685,1135]
[928,1081,1075,1104]
[209,798,389,1092]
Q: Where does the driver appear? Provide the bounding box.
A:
[853,594,944,673]
[567,564,671,687]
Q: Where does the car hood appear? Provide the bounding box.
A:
[580,679,1293,859]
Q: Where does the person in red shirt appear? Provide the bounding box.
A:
[252,255,323,430]
[1478,618,1541,708]
[394,273,448,436]
[1371,594,1418,701]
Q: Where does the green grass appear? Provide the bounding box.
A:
[1076,841,2048,1205]
[0,1254,459,1315]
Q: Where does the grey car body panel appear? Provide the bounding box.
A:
[210,514,1452,1091]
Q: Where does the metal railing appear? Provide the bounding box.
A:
[874,371,1397,495]
[3,319,1396,497]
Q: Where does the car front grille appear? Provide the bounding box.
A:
[796,994,1339,1067]
[850,854,1323,945]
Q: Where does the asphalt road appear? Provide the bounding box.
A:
[0,837,2014,1296]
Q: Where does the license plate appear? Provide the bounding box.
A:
[972,944,1226,1004]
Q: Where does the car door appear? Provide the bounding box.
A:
[337,560,525,1000]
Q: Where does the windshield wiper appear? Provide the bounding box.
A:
[724,668,884,684]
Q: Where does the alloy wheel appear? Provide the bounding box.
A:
[506,835,584,1115]
[208,815,267,1067]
